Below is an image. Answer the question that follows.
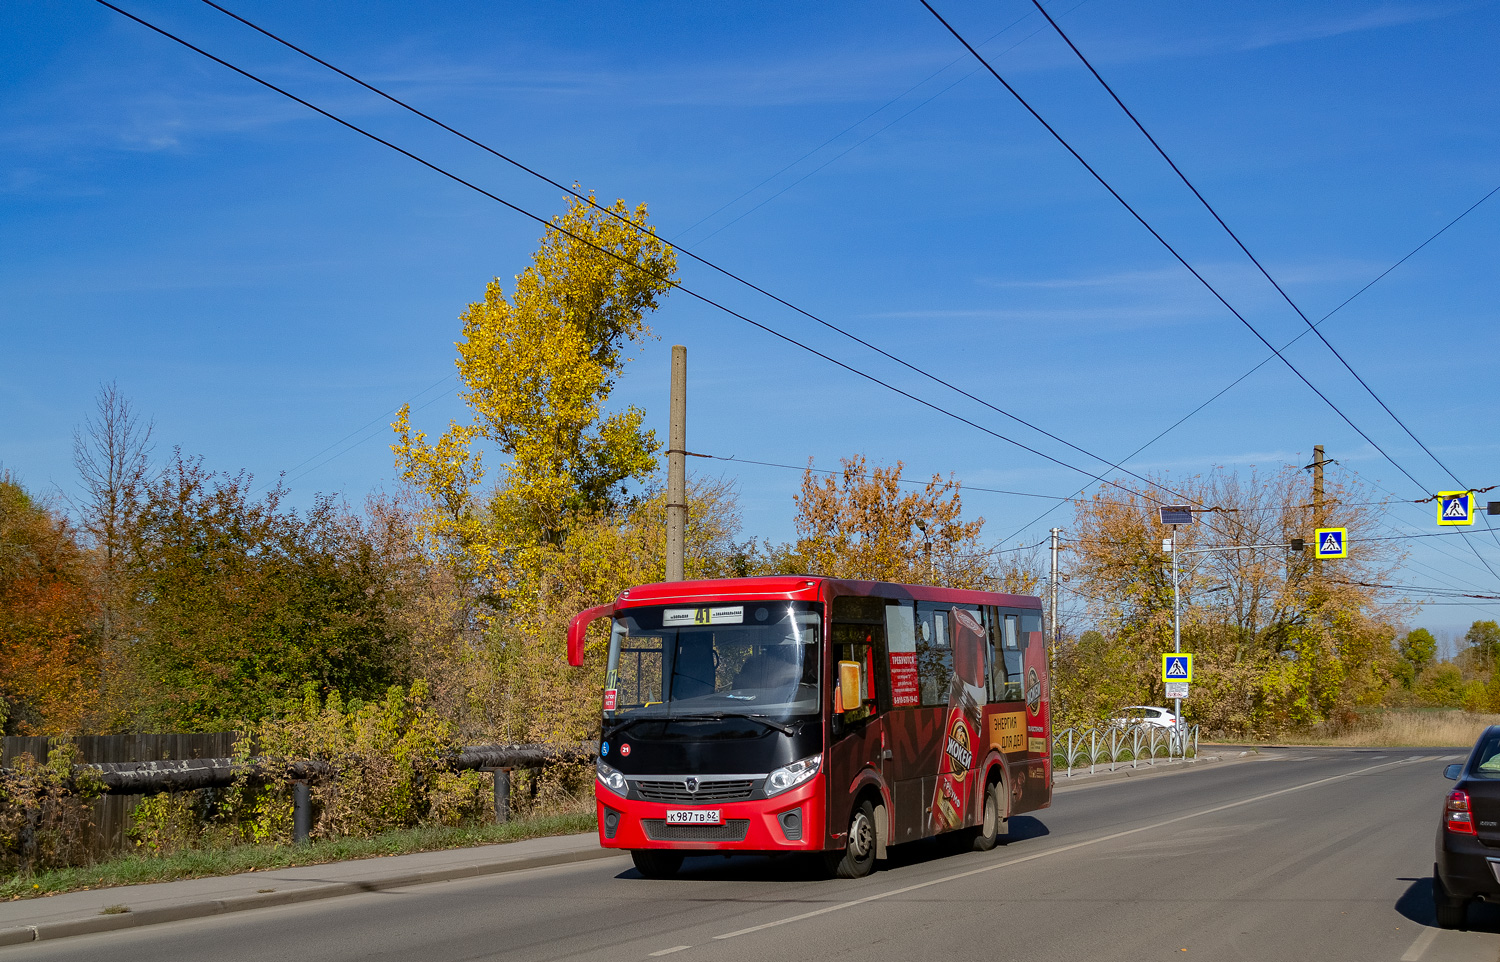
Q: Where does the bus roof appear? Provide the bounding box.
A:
[614,576,1042,610]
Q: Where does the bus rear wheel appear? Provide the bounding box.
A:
[825,799,877,879]
[631,850,683,879]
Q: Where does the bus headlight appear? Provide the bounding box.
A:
[764,754,821,797]
[596,760,627,795]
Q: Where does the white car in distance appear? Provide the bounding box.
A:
[1110,705,1178,729]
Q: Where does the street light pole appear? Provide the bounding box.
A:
[1170,524,1182,747]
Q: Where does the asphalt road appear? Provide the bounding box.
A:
[6,747,1498,962]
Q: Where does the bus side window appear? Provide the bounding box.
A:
[984,607,1004,703]
[831,622,883,724]
[1002,613,1023,701]
[916,604,952,707]
[831,595,887,725]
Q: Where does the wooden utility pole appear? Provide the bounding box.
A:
[665,345,687,582]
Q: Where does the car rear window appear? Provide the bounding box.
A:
[1472,733,1500,779]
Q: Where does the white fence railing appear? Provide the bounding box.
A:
[1052,723,1200,776]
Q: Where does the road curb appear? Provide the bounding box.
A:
[0,843,625,947]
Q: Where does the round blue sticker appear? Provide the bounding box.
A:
[600,741,610,756]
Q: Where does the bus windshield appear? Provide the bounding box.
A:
[605,602,821,720]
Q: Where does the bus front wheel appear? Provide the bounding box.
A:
[631,850,683,879]
[971,782,1007,852]
[826,799,878,879]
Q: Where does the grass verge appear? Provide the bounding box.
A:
[1,811,597,902]
[1270,709,1500,748]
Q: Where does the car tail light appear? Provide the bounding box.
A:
[1446,789,1476,834]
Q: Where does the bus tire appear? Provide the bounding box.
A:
[972,781,1007,851]
[631,850,683,879]
[827,799,878,879]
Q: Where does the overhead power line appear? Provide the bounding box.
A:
[1026,0,1500,564]
[997,181,1500,545]
[118,0,1262,540]
[96,0,1245,535]
[918,1,1434,502]
[922,0,1500,585]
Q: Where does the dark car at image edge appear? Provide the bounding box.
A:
[1434,724,1500,928]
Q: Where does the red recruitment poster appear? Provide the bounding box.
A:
[885,603,920,707]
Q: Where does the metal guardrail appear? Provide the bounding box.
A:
[0,743,595,846]
[71,743,594,796]
[1052,723,1200,776]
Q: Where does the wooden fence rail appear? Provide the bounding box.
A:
[2,734,236,859]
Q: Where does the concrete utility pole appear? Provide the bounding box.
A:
[1049,527,1061,680]
[665,345,687,582]
[1311,444,1325,577]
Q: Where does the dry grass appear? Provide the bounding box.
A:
[1282,710,1500,748]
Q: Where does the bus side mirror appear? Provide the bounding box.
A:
[1445,764,1463,780]
[838,660,862,713]
[566,603,616,667]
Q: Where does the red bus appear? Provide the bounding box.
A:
[567,576,1051,878]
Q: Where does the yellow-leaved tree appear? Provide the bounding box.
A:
[394,193,676,574]
[393,192,691,743]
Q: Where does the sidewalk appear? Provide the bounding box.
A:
[0,750,1261,948]
[0,832,623,948]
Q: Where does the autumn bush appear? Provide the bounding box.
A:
[126,682,489,854]
[0,741,104,874]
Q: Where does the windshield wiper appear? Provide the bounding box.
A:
[684,712,797,735]
[604,712,798,737]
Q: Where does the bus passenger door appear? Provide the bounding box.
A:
[827,603,887,849]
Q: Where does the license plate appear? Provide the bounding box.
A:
[665,809,722,825]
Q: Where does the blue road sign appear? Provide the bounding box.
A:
[1314,527,1347,559]
[1161,653,1193,682]
[1438,491,1475,527]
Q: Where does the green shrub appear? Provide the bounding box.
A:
[249,681,489,841]
[0,740,104,874]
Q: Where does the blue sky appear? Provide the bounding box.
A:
[3,0,1498,636]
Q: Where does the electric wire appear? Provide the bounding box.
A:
[926,0,1500,584]
[1028,0,1500,564]
[261,372,454,491]
[996,181,1500,546]
[127,0,1258,539]
[109,0,1492,608]
[95,0,1240,531]
[919,0,1440,509]
[675,4,1057,240]
[692,0,1095,245]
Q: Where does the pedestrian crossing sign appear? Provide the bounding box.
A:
[1438,491,1475,527]
[1161,653,1193,683]
[1314,527,1348,559]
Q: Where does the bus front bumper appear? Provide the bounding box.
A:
[595,775,825,852]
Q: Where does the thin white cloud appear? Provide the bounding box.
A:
[1238,4,1459,51]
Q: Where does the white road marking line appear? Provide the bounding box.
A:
[1400,926,1439,961]
[712,758,1411,941]
[650,947,692,957]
